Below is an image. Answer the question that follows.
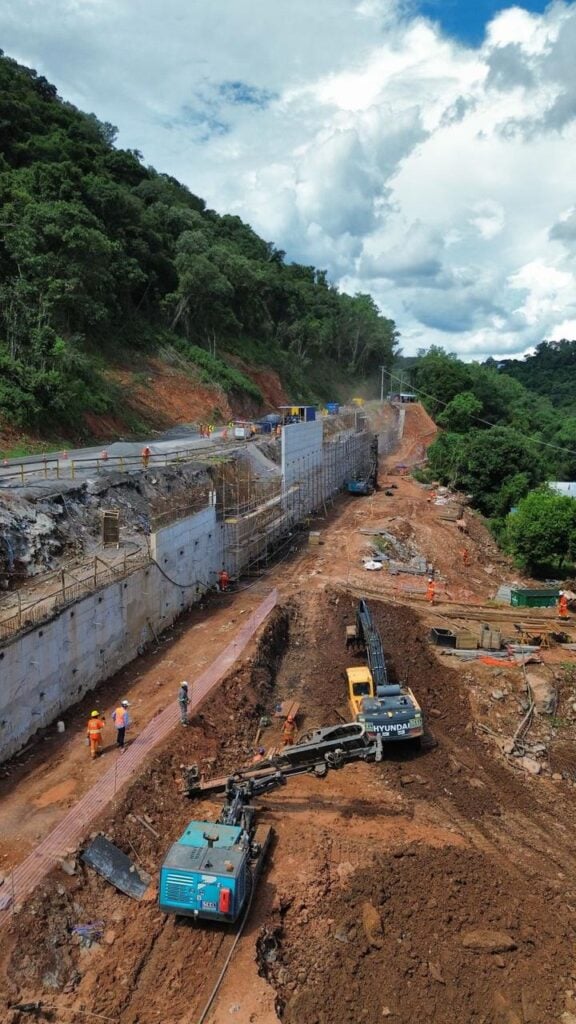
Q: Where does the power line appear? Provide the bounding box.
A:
[388,371,576,460]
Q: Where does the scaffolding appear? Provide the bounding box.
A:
[219,428,374,578]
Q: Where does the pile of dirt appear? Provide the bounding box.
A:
[261,843,573,1024]
[3,585,576,1024]
[1,606,291,1022]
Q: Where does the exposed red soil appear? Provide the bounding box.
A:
[2,404,576,1024]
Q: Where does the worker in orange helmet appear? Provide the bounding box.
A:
[282,715,296,747]
[86,710,105,760]
[141,445,151,469]
[558,591,569,619]
[426,578,436,604]
[218,568,230,592]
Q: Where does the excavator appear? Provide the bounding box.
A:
[346,599,424,746]
[159,723,383,923]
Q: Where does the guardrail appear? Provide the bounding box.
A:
[0,441,240,486]
[0,550,151,644]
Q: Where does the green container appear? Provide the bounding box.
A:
[510,587,559,608]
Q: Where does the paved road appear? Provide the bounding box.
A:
[0,424,231,487]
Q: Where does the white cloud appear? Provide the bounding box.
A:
[3,0,576,359]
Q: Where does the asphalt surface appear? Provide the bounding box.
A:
[0,425,230,487]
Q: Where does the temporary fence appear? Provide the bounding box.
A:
[0,588,277,925]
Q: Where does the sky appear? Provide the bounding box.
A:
[2,0,576,361]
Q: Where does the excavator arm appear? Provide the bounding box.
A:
[182,722,382,802]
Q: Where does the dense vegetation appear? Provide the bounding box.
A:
[499,341,576,413]
[400,347,576,570]
[0,52,397,432]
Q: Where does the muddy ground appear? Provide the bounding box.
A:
[2,590,576,1024]
[2,402,576,1024]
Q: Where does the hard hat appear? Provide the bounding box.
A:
[428,577,434,582]
[91,710,99,718]
[559,590,564,596]
[181,681,189,688]
[121,700,130,707]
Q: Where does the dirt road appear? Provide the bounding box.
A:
[2,404,576,1024]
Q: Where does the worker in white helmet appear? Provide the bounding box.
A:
[111,700,131,750]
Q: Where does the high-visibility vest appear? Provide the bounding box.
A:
[114,707,127,728]
[87,719,104,738]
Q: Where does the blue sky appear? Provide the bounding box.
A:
[2,0,576,360]
[416,0,551,44]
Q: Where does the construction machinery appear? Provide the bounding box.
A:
[346,599,424,745]
[159,723,382,923]
[345,435,378,496]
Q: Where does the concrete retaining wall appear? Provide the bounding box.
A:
[0,504,223,762]
[0,416,400,762]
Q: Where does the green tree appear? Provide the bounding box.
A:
[436,391,482,432]
[412,348,473,416]
[506,487,576,571]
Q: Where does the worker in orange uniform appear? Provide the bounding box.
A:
[141,445,151,469]
[218,568,230,592]
[282,715,296,747]
[426,578,436,604]
[87,710,105,759]
[559,592,569,619]
[461,548,470,566]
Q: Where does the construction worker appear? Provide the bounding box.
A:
[218,568,230,592]
[178,681,190,725]
[86,710,105,759]
[252,747,266,764]
[282,715,296,747]
[559,592,569,619]
[461,547,470,566]
[141,445,151,469]
[426,578,436,604]
[111,700,131,750]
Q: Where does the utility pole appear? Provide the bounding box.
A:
[379,365,386,404]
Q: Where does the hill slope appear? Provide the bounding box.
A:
[0,51,397,446]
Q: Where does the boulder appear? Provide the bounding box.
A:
[461,929,517,953]
[526,672,556,715]
[362,902,384,948]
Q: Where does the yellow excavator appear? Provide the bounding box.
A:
[345,599,424,747]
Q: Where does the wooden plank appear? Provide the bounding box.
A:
[274,700,300,720]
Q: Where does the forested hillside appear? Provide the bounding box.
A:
[0,52,397,437]
[498,341,576,413]
[396,346,576,572]
[402,348,576,531]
